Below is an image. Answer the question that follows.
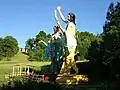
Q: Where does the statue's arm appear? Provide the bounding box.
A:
[39,40,48,46]
[54,10,65,32]
[57,6,68,24]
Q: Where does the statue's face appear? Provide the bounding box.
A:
[67,15,71,21]
[53,27,57,32]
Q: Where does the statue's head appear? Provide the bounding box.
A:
[53,26,57,33]
[68,13,76,24]
[53,25,60,33]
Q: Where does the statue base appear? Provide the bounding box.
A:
[56,74,88,85]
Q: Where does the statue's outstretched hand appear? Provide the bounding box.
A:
[57,5,61,11]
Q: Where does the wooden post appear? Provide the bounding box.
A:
[18,66,19,76]
[28,66,29,74]
[20,64,21,76]
[13,66,14,76]
[27,66,30,75]
[25,66,26,74]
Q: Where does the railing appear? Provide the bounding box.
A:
[5,64,37,79]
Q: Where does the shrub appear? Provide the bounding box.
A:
[0,76,62,90]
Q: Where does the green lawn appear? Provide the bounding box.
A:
[0,52,50,85]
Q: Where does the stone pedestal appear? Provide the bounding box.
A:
[56,74,88,85]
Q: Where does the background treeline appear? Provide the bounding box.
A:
[25,30,100,61]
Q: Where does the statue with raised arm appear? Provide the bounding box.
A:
[54,6,78,74]
[39,24,65,74]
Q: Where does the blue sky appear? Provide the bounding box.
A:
[0,0,119,48]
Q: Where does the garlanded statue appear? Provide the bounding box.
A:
[54,6,78,74]
[40,24,65,74]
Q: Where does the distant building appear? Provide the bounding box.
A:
[19,48,28,53]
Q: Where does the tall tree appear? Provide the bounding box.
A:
[25,38,35,51]
[0,37,3,60]
[26,30,50,61]
[102,2,120,79]
[2,36,19,58]
[76,31,97,60]
[103,2,120,34]
[86,37,103,64]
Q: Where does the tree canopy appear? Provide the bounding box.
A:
[25,31,51,61]
[0,36,19,60]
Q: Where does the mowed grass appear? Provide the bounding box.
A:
[0,52,50,84]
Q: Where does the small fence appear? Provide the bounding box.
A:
[5,64,37,78]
